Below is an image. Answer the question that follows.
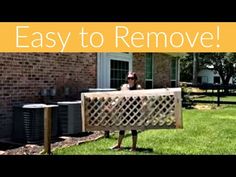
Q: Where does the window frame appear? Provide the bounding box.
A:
[145,53,154,89]
[170,58,178,87]
[97,53,133,88]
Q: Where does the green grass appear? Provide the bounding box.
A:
[54,105,236,155]
[193,96,236,102]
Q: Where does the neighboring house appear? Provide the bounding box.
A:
[0,52,179,139]
[197,68,235,84]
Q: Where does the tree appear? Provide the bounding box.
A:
[198,53,236,85]
[192,53,198,85]
[180,53,193,82]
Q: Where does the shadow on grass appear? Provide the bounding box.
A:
[110,146,153,153]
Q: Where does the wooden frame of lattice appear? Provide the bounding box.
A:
[81,88,182,131]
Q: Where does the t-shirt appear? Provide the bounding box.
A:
[121,84,142,91]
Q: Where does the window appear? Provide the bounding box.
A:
[197,76,202,84]
[145,53,153,89]
[110,60,129,89]
[233,75,236,84]
[214,76,220,84]
[171,59,177,87]
[97,53,132,88]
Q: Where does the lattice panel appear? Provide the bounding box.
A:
[81,88,182,131]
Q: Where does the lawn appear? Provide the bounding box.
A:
[193,96,236,102]
[54,105,236,155]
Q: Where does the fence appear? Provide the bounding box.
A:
[182,84,236,107]
[81,88,182,131]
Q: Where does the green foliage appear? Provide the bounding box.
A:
[180,53,193,82]
[181,83,194,108]
[180,53,236,85]
[200,53,236,84]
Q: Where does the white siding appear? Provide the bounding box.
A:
[198,69,233,84]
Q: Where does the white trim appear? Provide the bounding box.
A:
[97,53,133,88]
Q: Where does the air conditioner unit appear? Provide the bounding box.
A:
[12,104,58,144]
[57,101,82,135]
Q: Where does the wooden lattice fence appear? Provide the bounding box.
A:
[81,88,182,131]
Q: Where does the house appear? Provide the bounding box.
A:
[0,52,179,139]
[197,68,236,84]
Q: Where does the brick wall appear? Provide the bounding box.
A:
[133,53,146,88]
[153,53,172,88]
[133,53,172,89]
[0,52,173,139]
[0,53,97,138]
